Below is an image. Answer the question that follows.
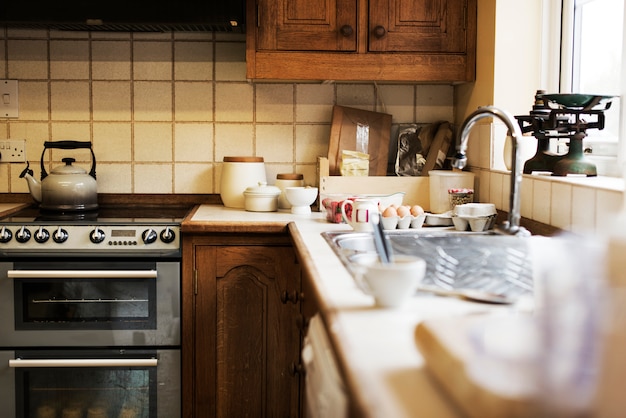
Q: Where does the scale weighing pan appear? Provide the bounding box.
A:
[541,93,614,110]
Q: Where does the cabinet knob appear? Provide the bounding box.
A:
[281,290,300,304]
[290,362,305,376]
[340,25,354,37]
[373,25,387,38]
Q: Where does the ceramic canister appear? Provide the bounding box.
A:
[220,157,267,209]
[275,173,305,209]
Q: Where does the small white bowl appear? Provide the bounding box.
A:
[285,186,318,214]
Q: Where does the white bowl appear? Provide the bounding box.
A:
[285,186,318,214]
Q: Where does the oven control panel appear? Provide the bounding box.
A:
[0,224,180,253]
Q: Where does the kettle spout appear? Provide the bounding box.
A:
[19,163,42,203]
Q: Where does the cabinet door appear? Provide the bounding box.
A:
[193,244,302,418]
[257,0,357,51]
[369,0,468,52]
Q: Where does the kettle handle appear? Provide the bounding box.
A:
[40,141,97,180]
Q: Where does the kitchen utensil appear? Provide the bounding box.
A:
[220,156,266,209]
[19,140,98,211]
[540,93,614,110]
[416,285,515,304]
[243,182,281,212]
[341,198,379,231]
[371,212,392,264]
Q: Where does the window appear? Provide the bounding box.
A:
[561,0,625,176]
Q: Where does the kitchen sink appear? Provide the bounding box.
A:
[322,229,548,300]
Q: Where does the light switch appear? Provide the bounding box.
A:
[0,80,18,118]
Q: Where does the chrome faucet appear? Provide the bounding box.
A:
[452,106,530,236]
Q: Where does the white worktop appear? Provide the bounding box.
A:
[187,204,521,417]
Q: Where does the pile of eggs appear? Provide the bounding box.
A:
[379,204,426,229]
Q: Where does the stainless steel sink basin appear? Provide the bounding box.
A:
[322,229,546,300]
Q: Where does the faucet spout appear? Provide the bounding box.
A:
[452,106,529,236]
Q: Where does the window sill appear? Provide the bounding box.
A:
[489,169,624,193]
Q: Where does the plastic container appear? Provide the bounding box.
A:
[429,171,475,213]
[220,156,266,208]
[275,173,305,209]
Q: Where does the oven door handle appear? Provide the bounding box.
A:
[7,270,158,279]
[9,358,158,368]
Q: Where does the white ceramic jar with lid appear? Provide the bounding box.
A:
[220,156,267,208]
[275,173,305,209]
[243,182,281,212]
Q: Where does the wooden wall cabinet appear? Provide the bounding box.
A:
[182,234,303,418]
[246,0,477,82]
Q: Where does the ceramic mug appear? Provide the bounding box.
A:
[359,256,426,308]
[341,198,379,231]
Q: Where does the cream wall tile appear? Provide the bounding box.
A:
[7,40,48,79]
[520,176,534,219]
[415,85,454,122]
[257,125,294,162]
[377,85,415,123]
[477,170,491,203]
[0,163,9,192]
[134,81,173,121]
[17,82,49,121]
[295,84,335,123]
[50,123,91,147]
[215,83,253,122]
[174,123,213,162]
[532,178,552,224]
[596,190,623,233]
[134,123,173,162]
[571,185,596,234]
[336,83,376,111]
[295,164,318,187]
[214,123,253,160]
[215,41,246,81]
[50,40,89,80]
[50,81,90,121]
[501,172,511,212]
[134,164,173,193]
[175,82,213,122]
[465,126,483,168]
[174,163,213,193]
[0,40,5,78]
[133,41,173,81]
[175,41,213,81]
[97,163,132,193]
[92,41,131,80]
[256,84,294,123]
[93,123,132,162]
[9,163,28,193]
[488,171,504,209]
[550,182,572,230]
[491,123,507,171]
[296,125,330,163]
[93,81,132,121]
[9,123,49,164]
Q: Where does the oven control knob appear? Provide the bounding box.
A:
[0,226,12,243]
[142,228,158,244]
[160,227,176,243]
[53,227,69,243]
[90,227,106,244]
[34,227,50,243]
[15,226,31,243]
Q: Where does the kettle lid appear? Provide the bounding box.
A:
[51,158,87,175]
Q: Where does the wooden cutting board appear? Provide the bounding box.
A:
[327,105,392,176]
[414,315,540,418]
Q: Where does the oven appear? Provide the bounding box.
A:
[0,204,189,418]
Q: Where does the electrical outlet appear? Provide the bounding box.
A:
[0,140,26,162]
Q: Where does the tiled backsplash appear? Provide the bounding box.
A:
[0,28,623,235]
[0,29,453,195]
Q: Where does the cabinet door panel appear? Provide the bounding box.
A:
[369,0,467,52]
[257,0,357,51]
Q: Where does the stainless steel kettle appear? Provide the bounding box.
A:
[20,140,98,211]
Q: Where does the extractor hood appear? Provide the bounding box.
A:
[0,0,245,32]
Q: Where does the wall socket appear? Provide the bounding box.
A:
[0,140,26,162]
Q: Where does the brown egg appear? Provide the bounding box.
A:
[382,206,398,217]
[410,205,425,216]
[396,205,410,218]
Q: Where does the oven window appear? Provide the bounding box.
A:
[15,349,156,418]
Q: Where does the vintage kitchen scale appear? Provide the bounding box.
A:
[515,90,615,176]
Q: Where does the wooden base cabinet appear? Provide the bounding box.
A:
[183,234,303,418]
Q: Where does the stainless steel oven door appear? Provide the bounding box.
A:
[0,261,180,347]
[0,348,180,418]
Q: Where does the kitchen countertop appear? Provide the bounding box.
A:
[183,205,519,418]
